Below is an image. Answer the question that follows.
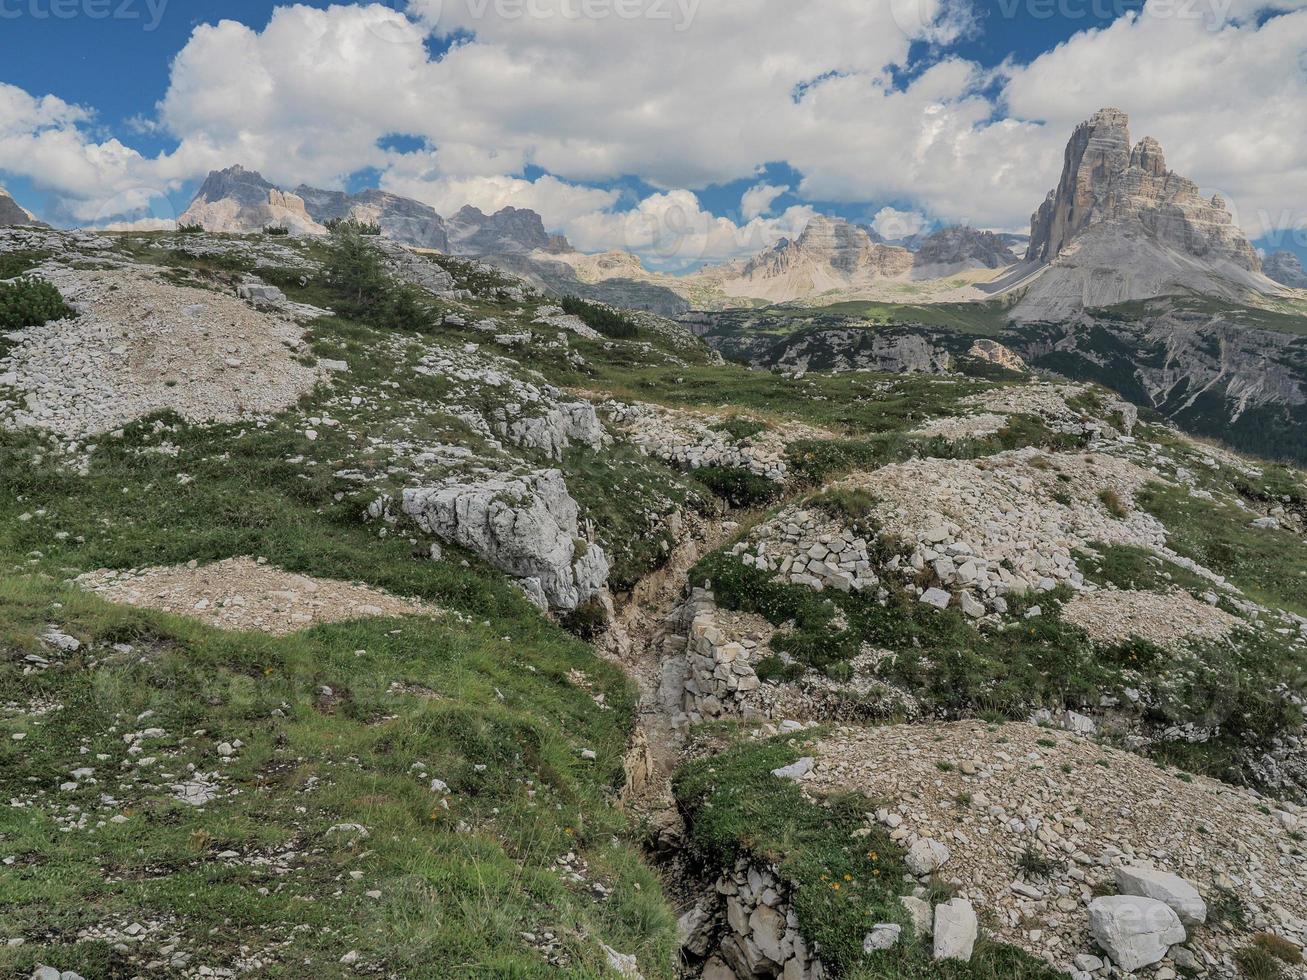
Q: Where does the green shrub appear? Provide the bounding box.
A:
[709,416,766,441]
[177,222,205,234]
[325,217,381,236]
[263,225,290,236]
[560,294,639,339]
[320,225,432,330]
[0,276,73,331]
[0,249,51,279]
[694,466,782,508]
[809,486,880,534]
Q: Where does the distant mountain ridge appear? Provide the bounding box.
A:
[179,166,571,255]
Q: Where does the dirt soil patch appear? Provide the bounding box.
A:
[77,557,441,635]
[1062,588,1242,650]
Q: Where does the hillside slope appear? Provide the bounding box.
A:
[2,226,1305,979]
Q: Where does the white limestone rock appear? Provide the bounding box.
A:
[401,469,609,612]
[932,898,977,962]
[1114,866,1207,926]
[1087,895,1186,971]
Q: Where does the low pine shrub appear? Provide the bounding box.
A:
[0,276,73,330]
[560,294,638,338]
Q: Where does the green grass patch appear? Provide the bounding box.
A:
[1138,482,1307,616]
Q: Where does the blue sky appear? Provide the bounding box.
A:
[2,0,1304,266]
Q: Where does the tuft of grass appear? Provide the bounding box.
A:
[1252,933,1304,966]
[1237,945,1288,980]
[1016,847,1059,880]
[1098,488,1129,519]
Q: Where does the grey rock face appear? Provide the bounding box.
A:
[1087,894,1186,971]
[1264,250,1307,289]
[932,898,977,962]
[914,225,1017,270]
[1027,109,1258,271]
[447,205,570,255]
[295,186,449,250]
[0,186,40,227]
[178,166,326,236]
[400,469,608,612]
[742,214,913,282]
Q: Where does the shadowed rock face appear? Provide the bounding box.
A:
[1265,250,1307,289]
[1026,108,1259,271]
[0,186,39,227]
[446,205,572,255]
[293,186,449,250]
[914,226,1016,270]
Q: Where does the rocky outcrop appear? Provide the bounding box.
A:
[671,587,763,722]
[494,401,608,460]
[1265,250,1307,289]
[966,339,1027,373]
[718,326,954,376]
[679,859,826,980]
[914,226,1017,271]
[605,401,794,482]
[1015,108,1276,320]
[178,167,327,236]
[399,469,609,612]
[294,186,448,250]
[0,185,39,227]
[446,205,571,255]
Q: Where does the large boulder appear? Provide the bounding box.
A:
[932,898,977,962]
[1114,866,1207,927]
[905,837,951,876]
[401,469,609,612]
[1088,895,1186,971]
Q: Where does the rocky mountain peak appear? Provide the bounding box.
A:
[177,170,565,254]
[0,184,41,227]
[446,204,573,255]
[743,214,912,281]
[1026,108,1259,273]
[1130,135,1166,176]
